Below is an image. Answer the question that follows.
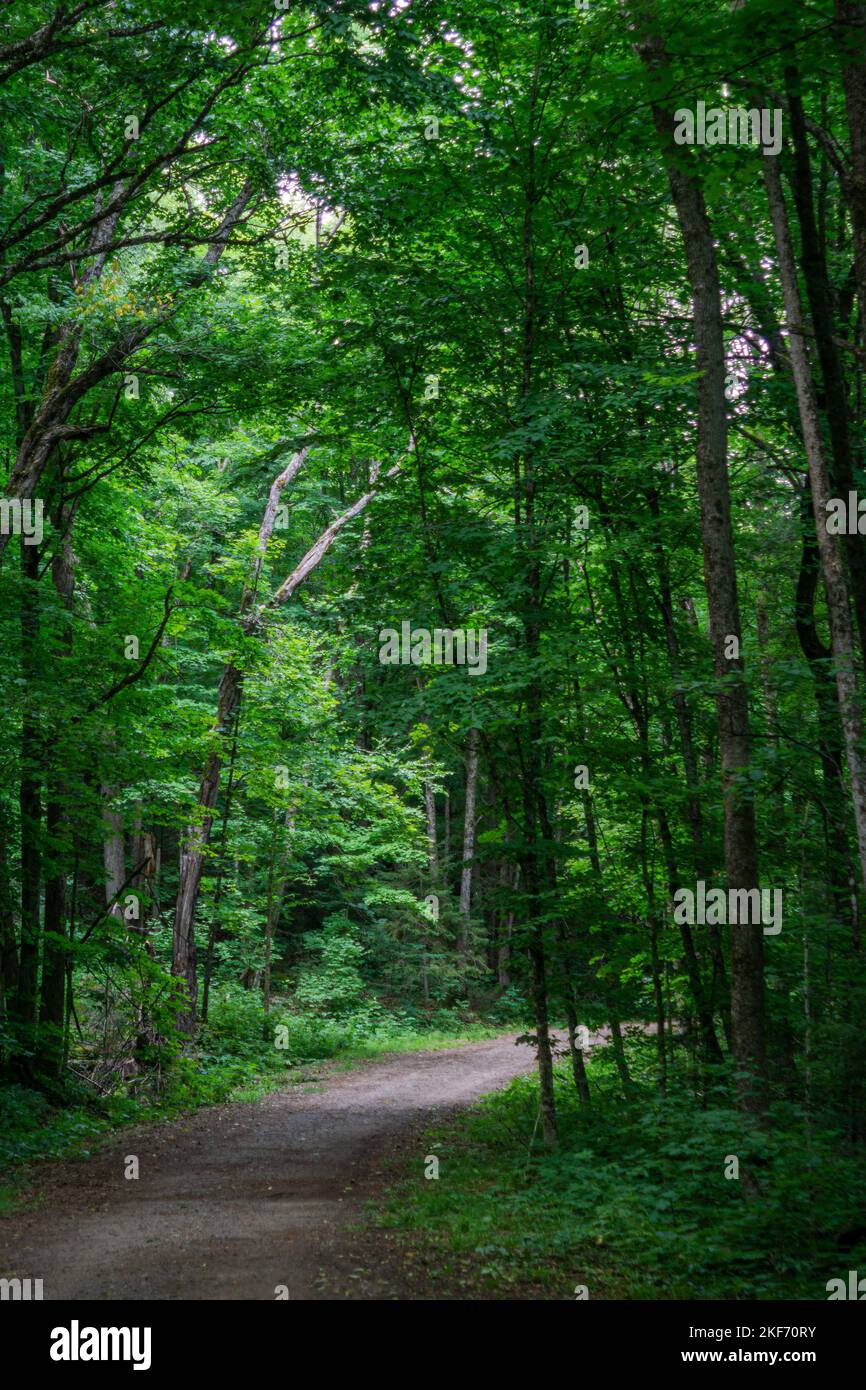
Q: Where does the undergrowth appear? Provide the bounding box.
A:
[376,1037,866,1300]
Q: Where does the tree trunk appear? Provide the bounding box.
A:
[422,779,439,884]
[784,64,866,668]
[633,15,766,1114]
[102,787,125,918]
[201,700,242,1024]
[39,512,76,1076]
[458,726,480,954]
[173,661,242,1036]
[764,151,866,899]
[609,1015,634,1095]
[646,486,731,1047]
[14,541,42,1043]
[0,800,18,1016]
[263,807,293,1016]
[39,799,67,1075]
[565,1006,592,1106]
[837,1,866,327]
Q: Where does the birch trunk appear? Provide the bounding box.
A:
[763,153,866,898]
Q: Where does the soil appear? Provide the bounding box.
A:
[0,1033,552,1301]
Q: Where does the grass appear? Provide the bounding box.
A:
[374,1037,866,1301]
[326,1020,502,1066]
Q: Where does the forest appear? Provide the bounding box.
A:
[1,0,866,1308]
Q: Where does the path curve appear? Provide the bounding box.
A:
[0,1033,559,1300]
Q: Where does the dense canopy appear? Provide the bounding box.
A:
[2,0,866,1304]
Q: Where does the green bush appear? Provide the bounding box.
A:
[295,918,369,1017]
[379,1041,866,1300]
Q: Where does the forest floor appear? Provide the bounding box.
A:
[0,1032,560,1300]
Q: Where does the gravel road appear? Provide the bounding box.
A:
[0,1034,551,1300]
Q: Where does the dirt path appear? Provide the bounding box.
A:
[0,1034,549,1301]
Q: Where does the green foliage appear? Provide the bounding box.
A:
[295,917,369,1017]
[380,1040,866,1300]
[0,1083,123,1169]
[1,0,865,1303]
